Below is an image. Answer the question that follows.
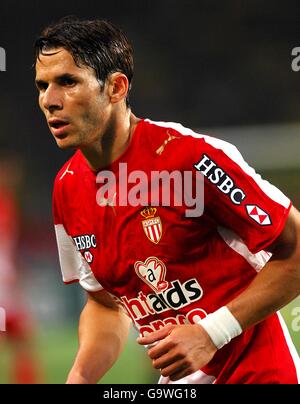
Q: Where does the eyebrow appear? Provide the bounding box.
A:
[35,73,78,87]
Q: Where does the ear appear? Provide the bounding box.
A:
[107,72,129,104]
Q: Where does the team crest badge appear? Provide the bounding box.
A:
[134,256,169,292]
[140,207,162,244]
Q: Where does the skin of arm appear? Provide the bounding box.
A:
[137,206,300,381]
[66,289,131,384]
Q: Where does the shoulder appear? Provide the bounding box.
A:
[143,118,201,141]
[53,150,82,191]
[52,151,84,223]
[142,118,242,160]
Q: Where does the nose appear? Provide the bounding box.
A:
[42,84,63,113]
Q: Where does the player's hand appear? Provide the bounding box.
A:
[137,324,217,381]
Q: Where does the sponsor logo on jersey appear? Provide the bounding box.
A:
[84,251,94,263]
[194,154,246,205]
[119,277,203,321]
[119,256,206,336]
[140,208,163,244]
[59,163,74,181]
[246,205,271,225]
[156,130,180,155]
[72,234,97,251]
[138,307,208,337]
[135,256,168,292]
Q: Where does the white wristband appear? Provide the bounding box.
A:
[197,306,242,349]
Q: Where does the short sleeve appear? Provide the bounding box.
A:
[193,135,292,253]
[53,181,103,292]
[54,224,103,292]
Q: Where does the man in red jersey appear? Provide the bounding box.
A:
[34,17,300,384]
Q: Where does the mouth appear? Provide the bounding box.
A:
[48,118,70,137]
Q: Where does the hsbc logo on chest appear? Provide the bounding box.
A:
[72,234,97,251]
[194,154,246,205]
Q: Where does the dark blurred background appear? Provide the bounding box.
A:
[0,0,299,383]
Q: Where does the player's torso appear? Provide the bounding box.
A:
[58,120,256,333]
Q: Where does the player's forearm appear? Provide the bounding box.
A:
[227,209,300,331]
[227,255,300,331]
[66,296,131,384]
[196,207,300,354]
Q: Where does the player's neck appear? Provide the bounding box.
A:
[81,111,140,171]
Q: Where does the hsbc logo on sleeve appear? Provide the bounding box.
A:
[84,251,94,263]
[194,154,246,205]
[246,205,271,225]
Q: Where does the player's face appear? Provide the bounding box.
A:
[35,48,111,149]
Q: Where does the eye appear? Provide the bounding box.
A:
[36,81,48,92]
[60,77,77,87]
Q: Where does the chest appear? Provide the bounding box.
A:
[64,188,214,294]
[61,145,215,297]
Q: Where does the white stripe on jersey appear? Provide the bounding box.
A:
[145,119,290,209]
[153,224,160,241]
[147,226,154,242]
[217,226,271,272]
[54,224,103,292]
[277,312,300,383]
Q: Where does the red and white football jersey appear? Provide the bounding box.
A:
[53,119,300,384]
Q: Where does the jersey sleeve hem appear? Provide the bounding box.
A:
[252,201,292,253]
[63,277,104,292]
[63,279,80,285]
[54,224,104,292]
[78,282,104,293]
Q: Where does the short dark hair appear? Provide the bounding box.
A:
[34,16,134,107]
